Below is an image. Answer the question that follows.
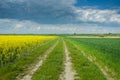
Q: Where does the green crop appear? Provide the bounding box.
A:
[67,38,120,79]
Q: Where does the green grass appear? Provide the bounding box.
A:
[65,39,106,80]
[0,39,57,80]
[67,38,120,79]
[32,39,64,80]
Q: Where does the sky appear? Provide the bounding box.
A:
[0,0,120,34]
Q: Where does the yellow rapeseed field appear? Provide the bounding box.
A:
[0,35,57,66]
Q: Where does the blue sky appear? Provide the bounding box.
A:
[0,0,120,34]
[75,0,120,8]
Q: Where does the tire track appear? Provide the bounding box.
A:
[60,40,76,80]
[17,40,59,80]
[73,44,115,80]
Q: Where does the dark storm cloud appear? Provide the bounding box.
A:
[0,0,77,24]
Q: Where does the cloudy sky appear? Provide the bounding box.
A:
[0,0,120,34]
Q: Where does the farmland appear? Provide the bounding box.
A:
[0,35,57,80]
[66,38,120,80]
[0,35,120,80]
[0,36,56,66]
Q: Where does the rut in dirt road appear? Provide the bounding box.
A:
[18,41,58,80]
[60,41,76,80]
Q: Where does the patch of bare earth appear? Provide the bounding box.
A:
[60,41,76,80]
[74,44,116,80]
[17,41,58,80]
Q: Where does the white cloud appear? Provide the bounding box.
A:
[37,26,41,30]
[0,19,120,34]
[0,19,12,23]
[14,24,23,28]
[75,8,120,23]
